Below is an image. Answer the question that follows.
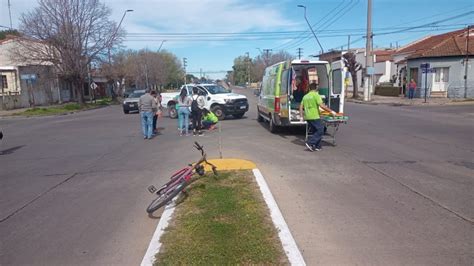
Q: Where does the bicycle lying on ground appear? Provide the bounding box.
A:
[146,141,217,214]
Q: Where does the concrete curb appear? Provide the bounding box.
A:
[252,169,306,266]
[140,159,306,266]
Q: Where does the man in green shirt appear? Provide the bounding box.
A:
[202,109,219,130]
[299,83,336,151]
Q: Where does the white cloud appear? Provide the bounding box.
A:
[106,0,296,33]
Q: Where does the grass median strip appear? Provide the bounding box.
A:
[155,170,288,265]
[13,100,111,116]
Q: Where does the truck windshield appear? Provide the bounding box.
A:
[205,85,230,94]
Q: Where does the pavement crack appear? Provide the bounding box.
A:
[362,160,417,165]
[0,172,79,223]
[363,162,473,224]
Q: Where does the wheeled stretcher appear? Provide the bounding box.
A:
[305,115,349,146]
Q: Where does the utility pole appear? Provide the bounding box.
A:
[263,49,272,66]
[364,0,373,101]
[464,25,471,98]
[347,35,351,50]
[8,0,13,29]
[245,52,250,86]
[183,57,187,85]
[297,48,303,59]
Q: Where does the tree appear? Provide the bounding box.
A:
[343,52,362,99]
[14,0,122,104]
[230,50,295,85]
[102,49,185,92]
[232,56,248,85]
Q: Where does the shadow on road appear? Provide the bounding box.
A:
[0,145,25,155]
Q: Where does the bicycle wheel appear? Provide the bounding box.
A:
[146,181,186,213]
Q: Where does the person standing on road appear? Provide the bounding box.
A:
[191,87,205,136]
[151,90,158,134]
[177,88,192,136]
[139,89,157,139]
[299,83,336,152]
[408,79,417,99]
[402,77,407,96]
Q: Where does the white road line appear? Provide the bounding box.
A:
[252,169,306,266]
[142,169,306,265]
[140,201,177,266]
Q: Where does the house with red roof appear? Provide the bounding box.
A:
[393,27,473,98]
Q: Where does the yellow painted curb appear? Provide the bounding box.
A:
[204,158,256,171]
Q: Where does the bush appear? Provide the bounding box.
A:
[63,103,82,110]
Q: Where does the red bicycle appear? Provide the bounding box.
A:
[146,142,217,214]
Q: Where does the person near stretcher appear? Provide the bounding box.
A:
[299,83,336,152]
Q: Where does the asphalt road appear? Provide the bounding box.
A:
[1,89,473,265]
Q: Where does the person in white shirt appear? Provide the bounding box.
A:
[191,87,206,136]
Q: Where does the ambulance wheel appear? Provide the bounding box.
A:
[269,117,278,133]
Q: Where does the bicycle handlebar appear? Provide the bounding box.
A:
[193,142,217,175]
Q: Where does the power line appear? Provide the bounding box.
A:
[271,0,348,50]
[272,0,354,51]
[124,25,465,42]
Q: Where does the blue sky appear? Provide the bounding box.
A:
[1,0,473,79]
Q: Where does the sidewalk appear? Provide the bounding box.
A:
[347,95,474,106]
[0,107,31,117]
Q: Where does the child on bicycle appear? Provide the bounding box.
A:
[202,108,218,130]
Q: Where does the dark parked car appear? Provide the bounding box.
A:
[122,90,145,114]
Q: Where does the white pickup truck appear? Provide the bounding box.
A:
[161,83,249,120]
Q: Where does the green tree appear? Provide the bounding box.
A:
[232,56,249,85]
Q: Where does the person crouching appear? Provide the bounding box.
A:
[202,108,218,130]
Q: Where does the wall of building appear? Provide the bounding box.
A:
[407,56,474,98]
[0,65,67,109]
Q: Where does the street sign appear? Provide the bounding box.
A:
[90,82,98,90]
[422,68,436,74]
[420,63,430,69]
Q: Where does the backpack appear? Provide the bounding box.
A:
[191,95,200,112]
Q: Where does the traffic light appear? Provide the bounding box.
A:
[183,57,187,68]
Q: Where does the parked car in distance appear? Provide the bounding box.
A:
[122,89,146,114]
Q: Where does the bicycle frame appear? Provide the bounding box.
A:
[149,142,217,197]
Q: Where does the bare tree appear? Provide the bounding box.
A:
[103,49,184,92]
[343,52,362,99]
[13,0,122,104]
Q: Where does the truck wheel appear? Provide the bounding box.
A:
[123,109,129,114]
[212,106,225,120]
[168,105,177,119]
[233,113,244,119]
